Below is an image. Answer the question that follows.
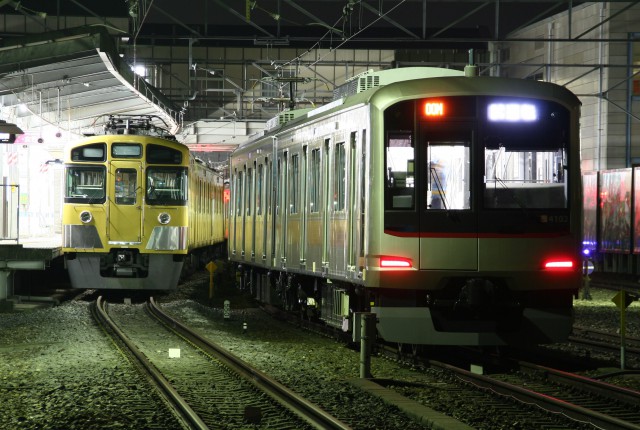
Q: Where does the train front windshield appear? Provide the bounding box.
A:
[384,96,570,215]
[146,167,188,205]
[65,166,106,204]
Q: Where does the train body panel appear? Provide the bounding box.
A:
[230,67,582,346]
[63,115,226,290]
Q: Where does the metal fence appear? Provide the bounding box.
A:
[1,183,19,242]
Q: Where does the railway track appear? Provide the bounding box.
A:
[439,360,640,430]
[93,297,351,430]
[571,325,640,361]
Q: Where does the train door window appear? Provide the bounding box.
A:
[385,132,415,210]
[115,169,137,205]
[426,143,471,210]
[310,148,321,213]
[333,142,346,212]
[291,154,299,214]
[65,166,106,203]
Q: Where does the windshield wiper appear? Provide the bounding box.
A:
[495,177,529,212]
[430,166,449,210]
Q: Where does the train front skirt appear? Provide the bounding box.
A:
[66,253,183,290]
[372,305,573,345]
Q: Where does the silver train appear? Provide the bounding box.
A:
[229,67,582,346]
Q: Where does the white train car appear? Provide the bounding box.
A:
[229,67,582,346]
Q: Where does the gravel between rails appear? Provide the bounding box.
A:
[0,301,184,429]
[1,277,639,429]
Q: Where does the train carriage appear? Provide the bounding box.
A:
[229,66,582,346]
[63,115,225,290]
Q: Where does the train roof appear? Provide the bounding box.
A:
[238,66,580,151]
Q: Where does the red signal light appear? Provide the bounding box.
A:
[380,257,412,268]
[543,259,574,271]
[223,188,230,203]
[424,101,444,117]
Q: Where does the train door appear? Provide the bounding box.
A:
[321,138,330,270]
[300,146,308,267]
[347,131,358,272]
[275,152,288,266]
[108,161,142,244]
[419,124,478,270]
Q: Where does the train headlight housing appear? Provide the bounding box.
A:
[79,210,92,223]
[158,212,171,225]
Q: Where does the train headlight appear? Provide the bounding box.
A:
[158,212,171,224]
[79,210,92,223]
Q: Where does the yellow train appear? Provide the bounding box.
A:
[62,115,226,290]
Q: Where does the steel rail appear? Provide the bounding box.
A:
[148,297,352,430]
[93,297,209,430]
[430,360,640,430]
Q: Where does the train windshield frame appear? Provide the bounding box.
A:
[146,167,188,205]
[64,165,106,204]
[384,96,571,214]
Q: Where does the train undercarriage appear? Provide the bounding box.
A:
[236,266,574,346]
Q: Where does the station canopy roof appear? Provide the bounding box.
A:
[0,26,180,137]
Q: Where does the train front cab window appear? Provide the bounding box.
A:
[385,133,415,210]
[145,167,187,205]
[65,166,106,204]
[65,143,107,204]
[482,99,569,211]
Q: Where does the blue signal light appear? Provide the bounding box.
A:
[488,103,537,122]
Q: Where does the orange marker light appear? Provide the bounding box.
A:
[380,257,412,268]
[424,102,444,117]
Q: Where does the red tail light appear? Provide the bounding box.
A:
[380,257,412,268]
[543,259,574,271]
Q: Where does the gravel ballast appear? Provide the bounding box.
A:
[1,278,639,429]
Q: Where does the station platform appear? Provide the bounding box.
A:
[0,234,64,312]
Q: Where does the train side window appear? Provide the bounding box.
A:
[115,169,137,205]
[385,132,415,210]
